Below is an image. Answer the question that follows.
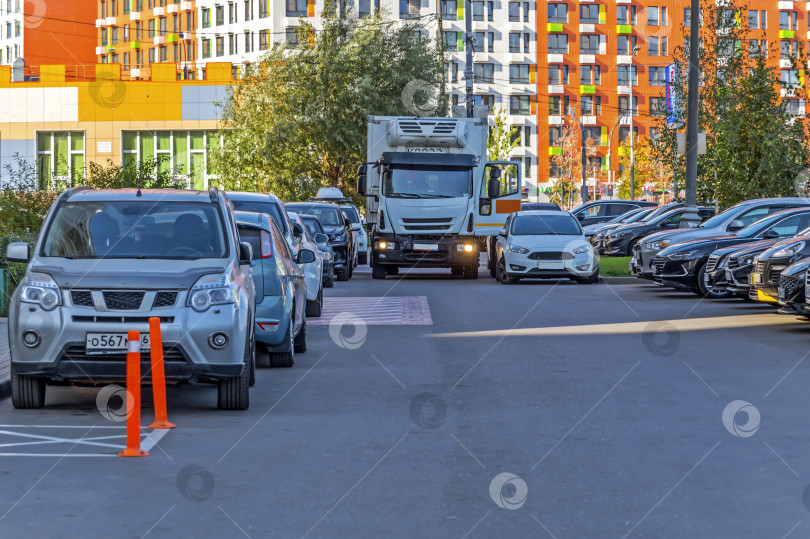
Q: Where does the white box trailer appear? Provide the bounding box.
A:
[357,116,521,279]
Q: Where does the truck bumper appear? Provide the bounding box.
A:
[371,232,479,268]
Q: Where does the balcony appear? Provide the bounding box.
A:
[616,55,632,64]
[778,1,796,8]
[95,46,106,54]
[579,24,595,33]
[548,85,564,94]
[130,41,141,49]
[580,54,595,64]
[153,7,165,16]
[547,53,564,63]
[617,85,632,95]
[154,36,166,45]
[105,16,116,25]
[616,24,632,34]
[167,4,179,13]
[181,1,193,10]
[581,116,597,125]
[129,11,140,20]
[95,18,105,27]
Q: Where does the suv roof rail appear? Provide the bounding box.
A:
[308,196,353,203]
[64,185,94,200]
[209,187,219,202]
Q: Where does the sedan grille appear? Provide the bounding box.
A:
[755,261,766,274]
[727,257,740,270]
[528,252,566,261]
[153,291,178,308]
[103,291,145,310]
[653,256,666,274]
[706,255,719,273]
[71,291,94,307]
[780,274,801,295]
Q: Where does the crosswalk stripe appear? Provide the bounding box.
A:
[308,296,433,326]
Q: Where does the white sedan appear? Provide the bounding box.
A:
[494,210,599,284]
[287,212,325,316]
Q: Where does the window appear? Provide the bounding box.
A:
[228,2,236,23]
[549,96,569,115]
[508,2,519,21]
[509,32,520,52]
[487,32,494,52]
[440,0,456,18]
[649,97,666,116]
[229,33,236,55]
[549,126,563,146]
[121,131,221,190]
[580,5,599,24]
[472,1,484,21]
[618,126,638,144]
[359,0,372,16]
[580,65,601,85]
[647,6,666,26]
[524,157,531,178]
[524,33,530,53]
[474,63,493,83]
[159,16,166,35]
[717,8,736,29]
[748,10,766,29]
[259,0,268,17]
[487,1,493,21]
[523,126,531,147]
[215,36,224,56]
[580,35,600,54]
[510,95,531,115]
[259,29,268,50]
[475,94,495,113]
[148,19,155,37]
[617,5,635,25]
[149,47,156,63]
[124,0,130,13]
[583,127,601,143]
[446,62,458,83]
[618,96,638,115]
[36,132,85,188]
[446,31,459,52]
[684,7,703,28]
[581,96,601,116]
[509,64,530,84]
[523,2,529,22]
[159,45,167,62]
[111,27,119,44]
[216,5,224,25]
[780,11,798,31]
[288,0,307,16]
[548,34,568,54]
[548,64,569,85]
[245,0,252,21]
[781,40,799,60]
[717,38,739,58]
[616,35,637,55]
[245,30,252,52]
[547,3,567,23]
[749,39,767,58]
[781,69,800,88]
[400,0,419,19]
[13,19,18,36]
[474,32,493,52]
[648,36,667,56]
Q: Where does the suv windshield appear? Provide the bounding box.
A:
[230,199,287,234]
[286,204,343,227]
[42,201,228,259]
[341,205,361,223]
[382,165,472,198]
[512,214,582,235]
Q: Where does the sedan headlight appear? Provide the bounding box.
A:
[772,241,805,259]
[646,238,671,251]
[508,243,529,254]
[187,273,236,312]
[667,250,696,261]
[740,256,755,266]
[19,272,61,311]
[573,245,591,255]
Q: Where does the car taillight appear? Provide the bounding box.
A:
[260,230,273,258]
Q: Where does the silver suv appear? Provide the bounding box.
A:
[6,187,256,410]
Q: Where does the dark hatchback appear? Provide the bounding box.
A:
[705,240,781,297]
[751,231,810,303]
[775,258,810,316]
[603,206,715,257]
[653,208,810,297]
[570,200,658,227]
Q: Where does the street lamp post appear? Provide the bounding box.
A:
[607,109,630,197]
[178,32,189,80]
[629,45,640,201]
[681,0,701,227]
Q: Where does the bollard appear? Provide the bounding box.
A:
[118,330,149,457]
[148,317,175,429]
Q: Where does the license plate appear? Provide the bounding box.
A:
[537,261,564,269]
[413,243,438,251]
[406,147,445,153]
[725,270,732,280]
[86,333,151,355]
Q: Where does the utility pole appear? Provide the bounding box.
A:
[437,0,445,104]
[464,0,473,117]
[681,0,701,226]
[629,45,640,200]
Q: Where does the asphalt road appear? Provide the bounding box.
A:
[2,266,810,538]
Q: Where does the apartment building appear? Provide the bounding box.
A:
[0,0,95,69]
[96,0,198,79]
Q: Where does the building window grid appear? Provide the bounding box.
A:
[36,131,86,188]
[121,131,223,189]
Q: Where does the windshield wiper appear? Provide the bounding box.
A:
[388,193,421,198]
[420,194,457,198]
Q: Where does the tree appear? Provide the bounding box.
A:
[214,7,443,203]
[549,121,602,208]
[84,157,187,190]
[487,105,519,190]
[617,135,672,199]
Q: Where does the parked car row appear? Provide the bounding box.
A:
[5,186,363,411]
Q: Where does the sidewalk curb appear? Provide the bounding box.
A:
[598,276,641,285]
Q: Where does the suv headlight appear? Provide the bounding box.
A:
[508,243,529,254]
[573,245,591,255]
[19,272,61,311]
[187,273,236,312]
[772,241,805,258]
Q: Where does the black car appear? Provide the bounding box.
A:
[705,240,780,297]
[589,207,656,250]
[285,202,356,281]
[653,207,810,297]
[570,200,658,227]
[776,258,810,316]
[752,231,810,302]
[603,206,715,257]
[522,202,562,211]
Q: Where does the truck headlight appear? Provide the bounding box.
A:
[187,273,236,312]
[19,272,61,311]
[377,241,397,250]
[456,243,476,252]
[508,243,529,254]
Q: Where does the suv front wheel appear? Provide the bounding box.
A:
[11,367,46,409]
[217,336,251,410]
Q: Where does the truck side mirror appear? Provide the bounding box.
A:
[357,164,367,195]
[488,178,501,199]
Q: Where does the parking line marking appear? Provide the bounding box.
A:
[309,296,433,326]
[0,425,170,457]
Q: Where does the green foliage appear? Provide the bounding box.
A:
[487,105,519,181]
[215,7,443,204]
[84,157,188,190]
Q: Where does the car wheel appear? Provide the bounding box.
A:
[359,252,367,265]
[336,268,349,282]
[464,263,478,279]
[498,258,518,284]
[371,265,386,280]
[294,319,307,353]
[248,325,256,387]
[324,271,334,288]
[217,336,251,410]
[451,266,464,276]
[11,368,46,409]
[696,262,732,298]
[576,267,600,284]
[269,322,295,368]
[306,287,323,317]
[626,239,639,257]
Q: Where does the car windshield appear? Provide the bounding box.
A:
[625,208,654,223]
[301,216,325,237]
[382,165,472,198]
[341,206,361,223]
[511,214,582,236]
[42,201,228,259]
[641,204,676,222]
[286,204,343,226]
[736,212,795,238]
[699,204,743,228]
[230,199,287,234]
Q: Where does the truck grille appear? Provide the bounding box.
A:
[403,225,452,231]
[103,291,145,310]
[153,291,178,308]
[401,217,453,224]
[706,255,719,273]
[71,291,94,307]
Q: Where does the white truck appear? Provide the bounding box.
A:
[356,115,522,279]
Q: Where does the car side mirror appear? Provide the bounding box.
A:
[727,219,744,232]
[292,223,304,239]
[763,229,780,239]
[296,248,316,264]
[314,233,329,244]
[357,164,367,195]
[351,223,362,231]
[575,213,585,220]
[239,242,253,265]
[498,229,507,237]
[344,218,352,227]
[6,242,30,263]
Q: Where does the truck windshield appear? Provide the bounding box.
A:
[383,166,472,198]
[42,201,228,259]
